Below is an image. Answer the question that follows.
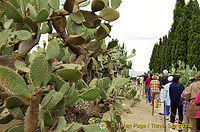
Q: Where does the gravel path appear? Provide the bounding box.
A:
[103,96,173,132]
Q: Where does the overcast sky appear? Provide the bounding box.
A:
[107,0,200,72]
[40,0,200,72]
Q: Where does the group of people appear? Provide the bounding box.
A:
[136,70,200,132]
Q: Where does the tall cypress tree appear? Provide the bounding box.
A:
[187,0,200,69]
[149,43,160,73]
[171,0,186,67]
[149,0,200,72]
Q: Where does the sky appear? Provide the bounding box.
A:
[107,0,200,72]
[39,0,200,73]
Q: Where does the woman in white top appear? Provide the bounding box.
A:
[163,76,173,120]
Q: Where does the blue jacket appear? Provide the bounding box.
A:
[169,83,184,103]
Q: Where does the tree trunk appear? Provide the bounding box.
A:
[24,88,42,132]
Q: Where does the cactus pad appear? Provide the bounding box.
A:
[107,39,118,49]
[5,97,24,109]
[55,117,66,132]
[64,0,75,13]
[0,29,11,45]
[114,100,123,113]
[41,22,51,34]
[12,30,32,40]
[5,124,24,132]
[30,54,48,87]
[111,0,122,9]
[85,40,103,51]
[0,66,31,97]
[23,16,38,33]
[57,68,82,82]
[59,82,70,95]
[44,110,53,126]
[80,10,101,28]
[49,0,60,10]
[102,0,109,6]
[4,19,14,29]
[114,77,128,87]
[41,90,55,108]
[61,64,82,70]
[96,77,110,90]
[0,106,5,114]
[15,61,30,73]
[35,8,49,23]
[65,90,80,106]
[95,23,110,40]
[45,91,63,109]
[89,78,98,88]
[99,6,119,21]
[1,1,23,23]
[39,0,50,10]
[8,107,24,120]
[42,60,52,86]
[79,88,101,101]
[69,34,87,45]
[46,39,60,60]
[91,0,105,12]
[69,12,84,24]
[0,114,14,124]
[27,3,37,19]
[78,1,90,7]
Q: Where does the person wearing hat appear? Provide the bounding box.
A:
[163,76,173,120]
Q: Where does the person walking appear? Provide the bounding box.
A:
[143,73,148,95]
[159,70,169,115]
[169,75,184,131]
[145,73,153,103]
[150,75,160,108]
[185,72,200,132]
[136,75,140,90]
[163,76,173,120]
[140,75,144,95]
[195,91,200,131]
[181,77,195,132]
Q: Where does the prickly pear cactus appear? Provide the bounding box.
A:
[0,0,137,131]
[30,54,48,87]
[0,66,31,97]
[57,68,82,82]
[79,88,101,101]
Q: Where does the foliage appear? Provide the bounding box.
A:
[169,60,198,86]
[0,0,137,131]
[149,0,200,73]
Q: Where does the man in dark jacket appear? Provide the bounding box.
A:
[169,75,184,128]
[143,72,148,95]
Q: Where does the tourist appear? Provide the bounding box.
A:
[143,72,148,95]
[181,77,195,132]
[145,73,153,103]
[185,72,200,132]
[159,70,169,115]
[136,75,140,89]
[169,75,184,128]
[163,76,173,120]
[195,91,200,131]
[140,75,144,95]
[150,75,160,108]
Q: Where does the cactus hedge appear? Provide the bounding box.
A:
[0,0,138,131]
